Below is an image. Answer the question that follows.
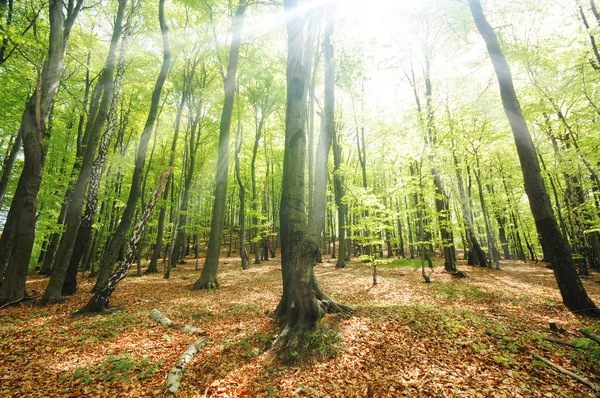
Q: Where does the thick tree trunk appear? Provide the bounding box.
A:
[193,1,247,290]
[273,2,350,350]
[0,0,82,304]
[42,0,128,305]
[470,0,599,315]
[93,0,170,291]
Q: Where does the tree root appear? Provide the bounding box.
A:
[580,328,600,344]
[0,295,40,309]
[191,280,219,290]
[71,304,119,316]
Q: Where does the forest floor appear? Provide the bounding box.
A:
[2,254,600,397]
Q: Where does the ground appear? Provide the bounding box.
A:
[2,254,600,397]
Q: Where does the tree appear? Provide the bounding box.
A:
[469,0,600,316]
[193,0,247,290]
[273,0,351,349]
[0,0,83,305]
[42,0,128,305]
[94,0,171,291]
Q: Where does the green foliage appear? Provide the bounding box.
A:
[280,320,342,365]
[430,283,492,300]
[71,312,147,343]
[63,355,163,384]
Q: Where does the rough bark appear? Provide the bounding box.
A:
[470,0,599,316]
[76,168,170,314]
[64,6,134,291]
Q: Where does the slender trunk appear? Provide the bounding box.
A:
[43,0,128,303]
[94,0,170,291]
[234,110,248,269]
[193,0,247,289]
[470,0,599,315]
[77,168,170,313]
[0,132,21,208]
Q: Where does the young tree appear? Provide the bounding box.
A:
[42,0,128,305]
[94,0,171,291]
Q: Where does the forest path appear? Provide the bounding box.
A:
[1,255,600,397]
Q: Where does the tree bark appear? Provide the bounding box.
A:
[273,1,350,350]
[76,168,170,313]
[64,6,134,291]
[234,109,248,270]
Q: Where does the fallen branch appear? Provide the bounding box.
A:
[165,339,208,396]
[580,328,600,345]
[531,353,600,393]
[543,337,579,349]
[149,309,204,336]
[0,295,40,309]
[486,329,600,393]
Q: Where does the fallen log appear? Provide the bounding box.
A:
[165,339,208,396]
[149,309,204,336]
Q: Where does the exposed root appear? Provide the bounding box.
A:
[449,271,469,279]
[191,279,219,290]
[71,304,119,316]
[0,295,40,309]
[573,307,600,319]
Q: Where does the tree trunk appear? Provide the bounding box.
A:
[470,0,599,316]
[93,0,170,291]
[42,0,127,304]
[65,15,133,291]
[76,168,170,313]
[148,93,185,274]
[0,131,21,208]
[193,0,247,290]
[0,0,82,304]
[332,117,346,268]
[273,2,350,350]
[234,110,248,270]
